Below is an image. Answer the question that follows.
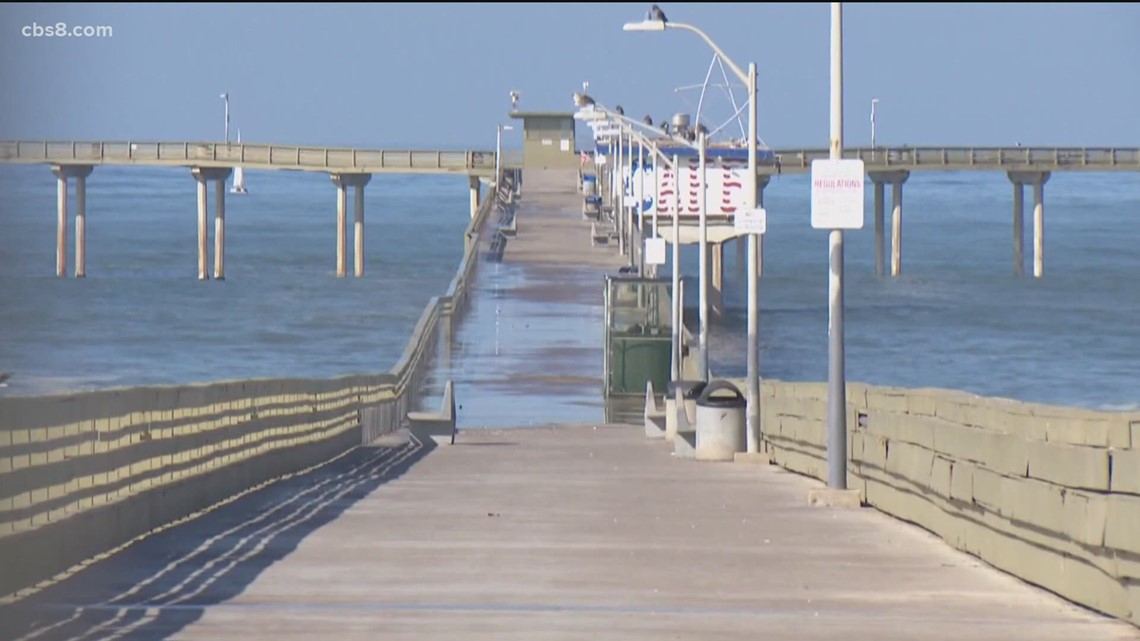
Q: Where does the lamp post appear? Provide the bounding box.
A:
[624,13,761,452]
[575,101,694,381]
[871,98,879,149]
[220,93,230,145]
[495,124,514,186]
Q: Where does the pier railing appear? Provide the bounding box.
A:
[0,169,503,600]
[4,141,1136,177]
[0,140,499,175]
[764,146,1140,173]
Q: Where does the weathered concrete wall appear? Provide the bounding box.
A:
[0,173,503,600]
[749,379,1140,629]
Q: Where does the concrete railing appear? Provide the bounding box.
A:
[751,379,1140,629]
[0,172,503,601]
[0,140,499,176]
[765,146,1140,174]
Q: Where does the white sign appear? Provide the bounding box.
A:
[644,237,667,265]
[542,138,553,146]
[810,159,865,229]
[734,207,767,235]
[560,139,570,152]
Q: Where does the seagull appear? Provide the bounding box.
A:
[660,122,670,135]
[643,115,653,126]
[573,92,595,107]
[510,90,520,110]
[650,4,668,22]
[614,104,625,116]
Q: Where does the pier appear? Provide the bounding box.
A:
[3,141,1138,280]
[2,166,1139,639]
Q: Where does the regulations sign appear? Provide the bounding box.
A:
[810,158,865,230]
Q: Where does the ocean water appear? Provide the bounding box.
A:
[2,165,1138,412]
[701,170,1140,410]
[0,164,472,397]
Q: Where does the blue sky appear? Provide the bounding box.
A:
[1,3,1137,149]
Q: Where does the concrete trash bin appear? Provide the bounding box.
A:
[694,380,746,461]
[665,380,706,441]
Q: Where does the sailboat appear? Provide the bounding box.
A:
[231,129,248,194]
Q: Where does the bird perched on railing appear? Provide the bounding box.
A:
[643,115,653,126]
[573,92,596,107]
[615,105,625,116]
[649,4,668,22]
[660,122,671,135]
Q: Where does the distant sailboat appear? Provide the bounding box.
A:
[231,129,248,194]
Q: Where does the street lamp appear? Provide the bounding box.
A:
[495,124,514,186]
[624,11,763,455]
[220,93,230,145]
[871,98,879,149]
[576,102,693,381]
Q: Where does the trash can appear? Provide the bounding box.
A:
[665,380,706,441]
[694,380,746,461]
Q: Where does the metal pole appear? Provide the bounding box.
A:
[671,153,681,381]
[745,62,760,454]
[223,94,230,145]
[652,142,660,239]
[638,138,646,273]
[698,131,709,381]
[871,98,877,149]
[827,1,848,490]
[626,131,635,267]
[620,128,629,255]
[495,125,502,186]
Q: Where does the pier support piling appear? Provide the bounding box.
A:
[75,170,88,278]
[1008,171,1050,278]
[330,173,372,277]
[55,171,68,278]
[51,165,93,278]
[1013,180,1024,276]
[873,180,885,277]
[190,167,232,281]
[214,179,226,280]
[868,171,909,277]
[711,242,724,317]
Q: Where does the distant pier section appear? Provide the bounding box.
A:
[1,140,1137,281]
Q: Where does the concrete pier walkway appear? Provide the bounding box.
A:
[4,425,1135,640]
[3,170,1137,640]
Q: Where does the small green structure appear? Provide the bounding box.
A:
[509,111,579,170]
[603,274,674,397]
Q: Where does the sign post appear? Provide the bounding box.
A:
[813,2,863,493]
